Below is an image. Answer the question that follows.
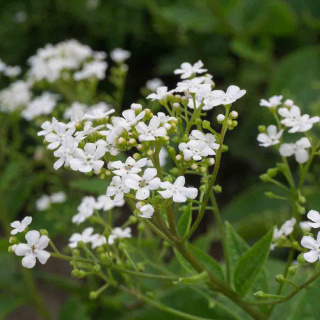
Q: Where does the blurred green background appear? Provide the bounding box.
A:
[0,0,320,319]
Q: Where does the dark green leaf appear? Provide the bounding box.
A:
[233,229,273,297]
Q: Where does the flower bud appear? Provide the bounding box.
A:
[173,102,180,109]
[137,263,145,272]
[89,291,98,300]
[138,223,145,231]
[267,168,278,178]
[200,185,206,192]
[202,120,211,129]
[169,168,179,176]
[288,265,298,276]
[147,149,154,157]
[191,163,198,170]
[167,146,176,158]
[93,264,101,272]
[195,118,202,126]
[181,97,189,106]
[176,154,182,161]
[221,145,228,152]
[260,174,271,182]
[217,114,225,122]
[213,185,222,193]
[40,229,49,236]
[131,103,142,111]
[232,120,238,128]
[230,111,238,119]
[258,125,267,133]
[9,237,18,244]
[297,253,305,264]
[174,95,181,103]
[296,203,306,215]
[275,274,285,283]
[254,291,265,299]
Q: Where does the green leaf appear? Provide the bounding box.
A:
[177,206,192,237]
[187,244,224,281]
[173,248,195,275]
[59,297,90,320]
[0,294,25,319]
[233,228,273,297]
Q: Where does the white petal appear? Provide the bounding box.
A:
[304,250,319,263]
[36,250,50,264]
[15,244,31,256]
[25,230,40,245]
[22,254,37,268]
[301,236,319,250]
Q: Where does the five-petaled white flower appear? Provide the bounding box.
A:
[14,230,50,268]
[278,106,320,133]
[136,116,167,141]
[138,204,154,219]
[125,168,161,200]
[260,95,283,108]
[70,143,105,172]
[179,140,211,161]
[53,136,78,170]
[147,86,172,101]
[174,60,207,79]
[307,210,320,229]
[117,109,145,130]
[11,216,32,235]
[301,232,320,263]
[106,176,130,202]
[257,125,283,147]
[203,85,246,108]
[110,48,131,63]
[108,227,132,245]
[91,234,107,249]
[109,157,148,177]
[85,107,114,120]
[69,227,95,248]
[44,122,76,150]
[158,176,198,203]
[175,78,211,94]
[189,130,219,153]
[72,196,96,224]
[95,195,124,211]
[279,137,311,164]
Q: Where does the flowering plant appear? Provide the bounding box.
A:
[6,50,320,320]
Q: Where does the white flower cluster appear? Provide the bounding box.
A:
[36,192,66,211]
[27,39,108,83]
[0,59,21,77]
[258,96,319,163]
[147,60,246,111]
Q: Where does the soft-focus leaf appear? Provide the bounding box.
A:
[233,229,273,297]
[70,178,108,194]
[177,206,192,237]
[59,297,90,320]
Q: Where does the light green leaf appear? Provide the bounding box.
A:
[188,244,224,281]
[177,206,192,237]
[233,229,273,297]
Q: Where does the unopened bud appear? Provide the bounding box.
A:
[202,120,211,129]
[267,168,278,178]
[260,174,270,182]
[230,111,238,119]
[258,125,267,133]
[217,114,225,122]
[275,274,285,283]
[173,102,180,109]
[288,265,298,276]
[213,185,222,193]
[176,154,182,161]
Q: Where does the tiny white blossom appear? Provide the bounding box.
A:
[307,210,320,229]
[301,232,320,263]
[300,221,311,232]
[146,78,164,91]
[260,95,283,108]
[95,195,124,211]
[72,196,96,224]
[70,143,105,173]
[50,192,66,203]
[106,176,130,202]
[109,157,148,177]
[147,86,173,101]
[74,60,108,80]
[174,60,207,79]
[36,195,51,211]
[110,48,131,63]
[117,109,145,130]
[91,234,107,249]
[11,217,32,235]
[138,204,154,219]
[278,106,320,133]
[175,78,211,94]
[279,137,311,164]
[53,136,78,170]
[69,227,94,248]
[190,130,219,152]
[99,123,124,144]
[272,218,296,250]
[44,122,76,150]
[179,140,211,161]
[14,230,50,268]
[204,85,246,109]
[158,176,198,203]
[108,227,132,245]
[125,168,161,200]
[257,125,283,147]
[84,107,114,120]
[136,116,167,141]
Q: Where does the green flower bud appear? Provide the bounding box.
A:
[174,95,181,103]
[138,223,145,231]
[232,120,238,127]
[89,291,98,300]
[202,120,211,130]
[137,263,145,272]
[267,168,278,178]
[260,174,270,182]
[9,237,18,244]
[288,265,298,276]
[200,185,206,192]
[258,125,267,133]
[171,136,179,144]
[195,118,202,126]
[213,185,222,193]
[276,163,287,172]
[221,145,228,152]
[182,134,189,143]
[275,274,285,283]
[181,97,189,106]
[167,146,176,158]
[93,264,101,272]
[129,215,138,224]
[40,229,49,236]
[297,253,305,264]
[296,203,306,215]
[169,168,179,176]
[254,291,265,299]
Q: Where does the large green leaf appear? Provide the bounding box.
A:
[188,244,224,282]
[233,229,273,297]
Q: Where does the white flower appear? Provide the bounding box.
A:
[284,99,296,108]
[156,112,176,129]
[257,125,283,147]
[300,221,311,232]
[44,123,76,150]
[125,168,161,200]
[74,60,108,80]
[3,65,21,77]
[147,86,172,101]
[91,234,107,249]
[146,78,164,91]
[99,123,124,144]
[21,92,59,121]
[307,210,320,229]
[108,227,132,245]
[174,60,207,79]
[260,95,283,108]
[158,176,198,203]
[110,48,131,63]
[50,192,66,203]
[109,157,148,177]
[179,140,211,161]
[301,232,320,263]
[190,130,219,152]
[96,139,120,156]
[136,116,167,141]
[72,196,96,224]
[85,107,114,120]
[14,230,50,268]
[279,137,311,164]
[203,85,246,109]
[69,227,94,248]
[53,136,78,170]
[138,204,154,219]
[273,218,296,240]
[278,106,320,133]
[70,143,105,173]
[95,195,124,211]
[159,147,168,167]
[10,217,32,235]
[106,176,130,202]
[36,195,51,211]
[175,78,211,94]
[117,109,145,130]
[63,102,87,121]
